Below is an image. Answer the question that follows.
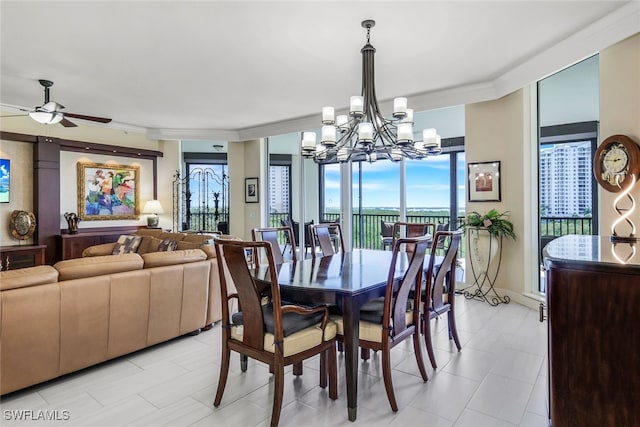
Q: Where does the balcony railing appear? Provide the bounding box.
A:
[184,212,592,251]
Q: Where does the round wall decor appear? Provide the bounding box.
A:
[9,210,36,240]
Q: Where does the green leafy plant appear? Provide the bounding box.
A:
[463,209,516,240]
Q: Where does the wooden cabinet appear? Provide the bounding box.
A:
[58,226,141,260]
[544,235,640,427]
[0,245,46,270]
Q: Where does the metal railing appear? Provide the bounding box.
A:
[540,216,592,236]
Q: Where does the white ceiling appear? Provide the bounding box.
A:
[1,1,638,141]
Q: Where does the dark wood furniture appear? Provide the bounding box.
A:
[213,239,337,427]
[0,245,46,270]
[337,236,430,412]
[543,235,640,427]
[251,226,297,266]
[423,230,463,369]
[58,226,141,260]
[254,249,420,421]
[308,222,344,257]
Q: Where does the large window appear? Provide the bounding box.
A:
[320,143,464,250]
[268,154,292,227]
[537,54,599,293]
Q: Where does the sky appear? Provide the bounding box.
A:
[324,152,466,210]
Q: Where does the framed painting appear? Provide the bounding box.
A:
[77,162,140,220]
[468,161,501,202]
[0,159,9,203]
[245,177,259,203]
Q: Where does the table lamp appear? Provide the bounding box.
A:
[142,200,164,228]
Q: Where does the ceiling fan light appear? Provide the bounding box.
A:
[41,101,64,112]
[29,111,63,125]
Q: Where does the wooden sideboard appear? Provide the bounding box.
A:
[543,235,640,427]
[58,226,141,260]
[0,245,47,270]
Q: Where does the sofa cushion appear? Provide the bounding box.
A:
[134,228,163,238]
[0,265,59,291]
[175,241,216,259]
[182,234,215,244]
[141,249,207,268]
[175,240,201,250]
[158,232,189,242]
[136,236,160,255]
[55,253,144,281]
[157,239,178,252]
[111,235,143,255]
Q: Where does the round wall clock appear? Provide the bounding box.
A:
[593,134,640,193]
[9,210,36,240]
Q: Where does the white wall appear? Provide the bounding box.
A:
[599,33,640,236]
[465,88,535,307]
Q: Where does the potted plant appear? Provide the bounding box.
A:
[463,209,516,280]
[463,208,516,240]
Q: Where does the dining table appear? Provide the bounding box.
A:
[253,249,416,422]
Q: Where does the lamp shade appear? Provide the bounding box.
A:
[142,200,164,214]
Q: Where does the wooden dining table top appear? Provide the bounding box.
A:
[255,249,413,295]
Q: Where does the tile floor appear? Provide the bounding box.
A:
[0,296,548,426]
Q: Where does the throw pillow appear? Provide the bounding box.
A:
[111,235,143,255]
[157,239,178,252]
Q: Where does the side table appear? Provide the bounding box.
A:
[0,245,47,270]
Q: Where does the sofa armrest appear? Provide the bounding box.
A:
[82,243,116,257]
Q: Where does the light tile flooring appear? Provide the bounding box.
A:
[1,296,548,426]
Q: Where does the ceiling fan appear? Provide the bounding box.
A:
[3,79,112,127]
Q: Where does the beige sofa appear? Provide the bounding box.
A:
[0,230,229,395]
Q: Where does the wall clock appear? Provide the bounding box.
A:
[594,134,640,243]
[9,210,36,240]
[593,134,640,193]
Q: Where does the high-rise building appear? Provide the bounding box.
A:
[269,165,290,214]
[540,141,592,216]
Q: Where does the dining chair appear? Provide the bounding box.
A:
[251,226,297,267]
[333,235,431,412]
[434,223,450,255]
[281,218,314,255]
[380,220,395,250]
[213,239,338,427]
[392,221,436,253]
[308,222,345,257]
[422,229,463,369]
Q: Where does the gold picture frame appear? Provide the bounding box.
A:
[77,162,140,220]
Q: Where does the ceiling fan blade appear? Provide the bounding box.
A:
[60,117,78,127]
[0,114,28,118]
[64,112,112,124]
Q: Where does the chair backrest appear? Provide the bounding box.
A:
[381,220,395,238]
[283,218,314,248]
[309,222,345,257]
[214,239,284,351]
[384,235,432,337]
[425,230,463,311]
[392,222,436,252]
[251,226,297,266]
[435,223,450,249]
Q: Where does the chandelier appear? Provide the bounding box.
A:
[301,19,441,164]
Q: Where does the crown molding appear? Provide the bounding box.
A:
[494,1,640,98]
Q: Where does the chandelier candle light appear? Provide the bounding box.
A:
[301,19,442,164]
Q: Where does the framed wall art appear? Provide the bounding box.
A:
[0,159,9,203]
[468,161,501,202]
[245,177,259,203]
[77,162,140,220]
